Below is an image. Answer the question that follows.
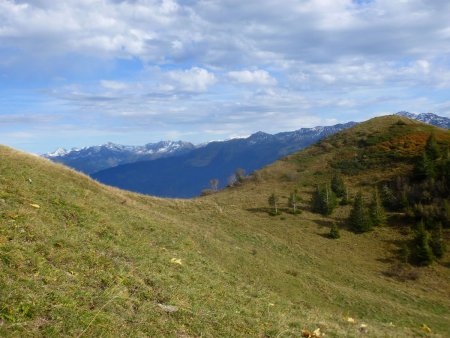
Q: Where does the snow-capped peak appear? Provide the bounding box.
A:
[45,147,69,158]
[395,111,450,129]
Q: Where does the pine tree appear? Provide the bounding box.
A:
[328,223,340,239]
[311,185,336,215]
[340,186,351,205]
[348,191,372,233]
[288,190,300,214]
[331,172,346,197]
[399,243,410,264]
[442,200,450,229]
[413,152,429,180]
[311,185,323,214]
[369,187,386,226]
[412,220,434,266]
[425,134,441,161]
[268,193,279,215]
[322,185,337,215]
[380,184,397,210]
[430,223,447,259]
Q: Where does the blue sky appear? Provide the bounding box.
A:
[1,0,449,153]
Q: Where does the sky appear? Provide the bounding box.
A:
[1,0,450,153]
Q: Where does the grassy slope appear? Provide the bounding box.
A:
[0,116,449,337]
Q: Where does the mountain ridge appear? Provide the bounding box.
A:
[91,122,357,198]
[43,140,196,174]
[395,111,450,129]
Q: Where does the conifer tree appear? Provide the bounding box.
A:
[340,186,351,205]
[399,243,410,264]
[348,191,372,233]
[369,187,386,226]
[322,185,337,215]
[288,190,300,214]
[412,220,434,266]
[331,172,346,197]
[413,152,430,180]
[430,223,446,259]
[311,185,336,215]
[268,193,279,215]
[425,134,441,161]
[442,200,450,228]
[311,185,323,213]
[329,223,340,239]
[381,184,397,210]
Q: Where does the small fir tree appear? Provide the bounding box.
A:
[348,191,372,233]
[399,243,411,264]
[340,187,351,205]
[311,185,323,213]
[430,223,446,259]
[268,193,279,215]
[288,190,300,214]
[323,185,337,215]
[380,184,398,210]
[425,134,441,161]
[412,220,434,266]
[331,172,346,197]
[369,187,386,226]
[311,185,337,215]
[413,151,430,180]
[442,200,450,228]
[328,223,340,239]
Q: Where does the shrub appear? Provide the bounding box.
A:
[328,223,340,239]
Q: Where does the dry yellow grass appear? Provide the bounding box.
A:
[0,116,449,337]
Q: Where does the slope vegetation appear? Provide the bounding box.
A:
[0,116,449,337]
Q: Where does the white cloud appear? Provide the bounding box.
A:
[0,0,448,66]
[168,67,216,92]
[228,69,277,86]
[1,0,450,152]
[100,80,128,90]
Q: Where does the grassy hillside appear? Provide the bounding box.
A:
[1,116,449,337]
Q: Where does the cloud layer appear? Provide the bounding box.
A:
[0,0,449,152]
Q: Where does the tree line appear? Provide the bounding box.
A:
[267,134,448,266]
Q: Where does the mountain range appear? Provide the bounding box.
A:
[44,140,195,174]
[395,111,450,128]
[91,122,357,197]
[44,112,449,198]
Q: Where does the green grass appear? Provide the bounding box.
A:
[1,116,449,337]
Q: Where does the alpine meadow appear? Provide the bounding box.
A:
[1,116,449,337]
[1,1,450,337]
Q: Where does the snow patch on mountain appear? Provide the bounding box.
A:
[395,111,450,129]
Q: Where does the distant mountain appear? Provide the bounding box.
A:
[43,140,195,174]
[395,111,450,129]
[92,122,357,198]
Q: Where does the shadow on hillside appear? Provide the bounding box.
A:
[440,261,450,269]
[246,207,272,214]
[315,219,334,229]
[246,207,304,216]
[378,238,422,281]
[314,219,347,239]
[377,239,405,264]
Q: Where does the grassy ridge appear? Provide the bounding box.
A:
[0,116,449,337]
